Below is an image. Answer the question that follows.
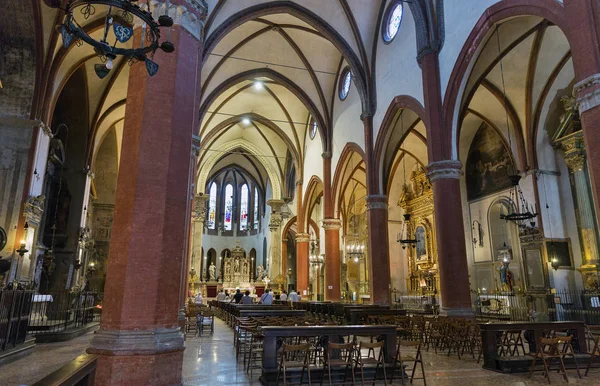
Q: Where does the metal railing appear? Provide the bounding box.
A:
[394,294,439,315]
[28,291,103,334]
[0,290,34,352]
[473,290,600,325]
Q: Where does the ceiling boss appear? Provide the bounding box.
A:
[46,0,175,78]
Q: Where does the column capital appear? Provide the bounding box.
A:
[558,131,586,173]
[574,73,600,114]
[365,195,388,211]
[192,193,208,221]
[322,218,342,230]
[426,159,463,182]
[266,198,285,211]
[296,233,310,243]
[191,134,201,156]
[141,0,208,41]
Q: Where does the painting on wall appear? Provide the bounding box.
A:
[466,123,515,200]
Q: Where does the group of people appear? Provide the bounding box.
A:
[194,288,301,307]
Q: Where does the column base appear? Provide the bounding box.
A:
[440,307,474,318]
[94,350,184,386]
[88,327,185,385]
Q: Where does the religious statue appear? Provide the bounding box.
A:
[202,268,207,281]
[209,262,216,281]
[256,265,264,281]
[242,261,248,277]
[499,260,513,292]
[234,257,240,273]
[225,261,231,275]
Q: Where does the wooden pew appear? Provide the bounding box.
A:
[479,320,587,372]
[237,309,306,318]
[347,308,407,324]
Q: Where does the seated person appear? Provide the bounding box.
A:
[259,288,273,305]
[280,290,288,301]
[241,290,253,304]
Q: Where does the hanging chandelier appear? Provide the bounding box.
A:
[49,0,175,78]
[495,24,537,227]
[397,213,417,249]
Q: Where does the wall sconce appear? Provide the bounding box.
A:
[16,223,29,257]
[472,220,484,247]
[551,257,560,271]
[88,262,96,275]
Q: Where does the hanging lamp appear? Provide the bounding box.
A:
[494,24,538,227]
[396,111,417,249]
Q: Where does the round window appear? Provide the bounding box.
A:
[338,67,352,100]
[309,120,318,140]
[382,2,403,43]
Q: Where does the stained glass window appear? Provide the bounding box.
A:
[240,184,248,230]
[224,184,233,231]
[310,120,317,140]
[208,183,217,229]
[383,2,403,43]
[254,187,259,228]
[339,68,351,100]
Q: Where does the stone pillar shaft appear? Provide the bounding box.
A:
[365,195,391,305]
[267,199,284,279]
[427,160,472,315]
[573,170,600,265]
[88,24,201,385]
[296,232,310,296]
[323,219,341,301]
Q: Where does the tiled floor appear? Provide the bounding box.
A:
[2,319,600,385]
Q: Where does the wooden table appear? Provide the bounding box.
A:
[479,321,587,372]
[260,325,398,385]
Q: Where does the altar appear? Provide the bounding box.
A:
[223,245,253,288]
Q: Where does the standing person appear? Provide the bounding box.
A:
[233,289,244,304]
[224,291,231,302]
[280,290,288,302]
[259,288,273,305]
[241,290,253,304]
[288,288,299,302]
[216,289,226,302]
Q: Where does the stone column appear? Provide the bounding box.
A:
[267,199,284,280]
[87,17,203,385]
[426,160,472,316]
[296,232,310,296]
[323,218,341,301]
[190,193,208,290]
[365,195,391,304]
[281,237,288,280]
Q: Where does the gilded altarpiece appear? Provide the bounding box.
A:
[399,168,439,293]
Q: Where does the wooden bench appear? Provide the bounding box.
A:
[479,320,587,372]
[33,353,97,386]
[237,309,306,318]
[260,325,398,385]
[347,309,407,324]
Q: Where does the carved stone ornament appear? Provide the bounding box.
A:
[296,232,310,243]
[322,218,342,231]
[574,73,600,114]
[426,160,463,182]
[192,193,208,221]
[365,195,388,211]
[557,132,586,173]
[269,213,283,232]
[23,195,46,228]
[564,152,586,173]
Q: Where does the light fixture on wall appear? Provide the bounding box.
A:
[50,0,175,78]
[494,24,537,227]
[472,220,484,247]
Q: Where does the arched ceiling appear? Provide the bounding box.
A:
[199,0,382,199]
[459,16,573,171]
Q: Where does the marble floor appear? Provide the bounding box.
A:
[1,319,600,385]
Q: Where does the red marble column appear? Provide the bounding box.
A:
[87,25,200,385]
[426,161,472,315]
[565,0,600,229]
[323,219,342,301]
[365,195,391,305]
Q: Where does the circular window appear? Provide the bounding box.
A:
[382,2,403,43]
[338,67,352,100]
[309,120,318,140]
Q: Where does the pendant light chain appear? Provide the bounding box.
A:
[495,24,514,169]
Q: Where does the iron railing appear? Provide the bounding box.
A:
[394,294,439,315]
[28,291,102,334]
[0,290,34,352]
[473,290,600,325]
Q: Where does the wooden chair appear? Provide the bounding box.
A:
[320,341,355,386]
[528,337,568,384]
[353,340,387,386]
[245,328,264,379]
[391,340,426,386]
[198,309,215,335]
[585,334,600,376]
[276,343,313,386]
[556,335,581,379]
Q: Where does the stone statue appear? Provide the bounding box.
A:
[225,261,231,275]
[209,262,216,281]
[234,257,240,273]
[256,265,264,280]
[243,261,248,277]
[202,268,207,281]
